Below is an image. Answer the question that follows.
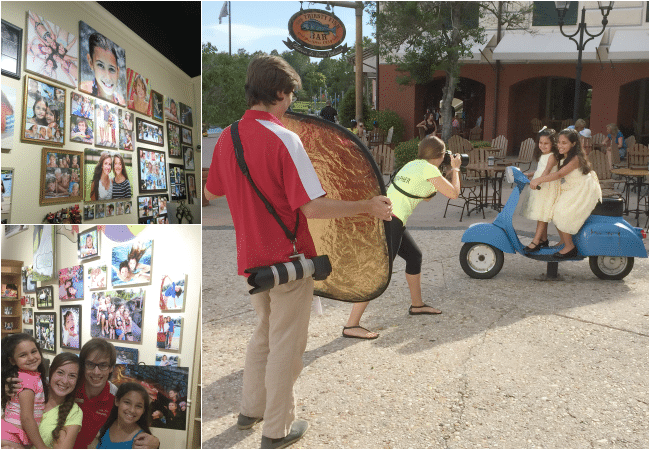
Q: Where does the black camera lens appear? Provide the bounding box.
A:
[441,151,469,169]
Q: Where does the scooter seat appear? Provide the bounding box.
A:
[591,198,624,217]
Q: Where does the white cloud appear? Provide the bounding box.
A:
[204,23,287,44]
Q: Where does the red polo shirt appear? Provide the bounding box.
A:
[73,382,115,448]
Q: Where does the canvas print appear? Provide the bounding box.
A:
[186,174,197,205]
[4,225,28,238]
[116,201,125,216]
[183,146,195,170]
[83,148,134,202]
[33,225,54,281]
[34,312,56,353]
[111,365,188,430]
[169,164,186,201]
[26,11,78,87]
[115,346,139,365]
[159,274,186,311]
[22,307,33,325]
[138,196,152,218]
[136,117,163,146]
[78,21,126,106]
[137,148,167,193]
[58,265,83,300]
[180,126,192,145]
[83,205,95,221]
[157,315,182,351]
[155,354,179,367]
[94,99,118,148]
[1,19,22,80]
[60,305,81,350]
[36,285,54,309]
[22,75,65,144]
[22,267,36,294]
[78,226,100,260]
[120,109,133,131]
[125,201,132,215]
[70,115,93,143]
[2,85,17,150]
[179,102,192,127]
[106,202,115,217]
[1,169,13,215]
[87,264,107,290]
[70,92,94,118]
[119,128,133,151]
[151,90,163,122]
[164,97,179,123]
[167,121,181,157]
[90,289,144,342]
[111,239,152,287]
[41,148,83,206]
[126,69,151,116]
[95,203,105,219]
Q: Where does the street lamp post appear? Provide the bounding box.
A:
[555,1,613,122]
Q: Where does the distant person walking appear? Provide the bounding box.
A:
[319,100,337,123]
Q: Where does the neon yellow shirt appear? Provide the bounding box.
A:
[387,159,441,223]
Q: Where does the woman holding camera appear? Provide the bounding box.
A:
[343,134,462,339]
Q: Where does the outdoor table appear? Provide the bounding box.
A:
[466,163,509,213]
[610,168,649,227]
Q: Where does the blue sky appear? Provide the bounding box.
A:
[202,1,374,59]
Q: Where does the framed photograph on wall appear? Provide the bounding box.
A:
[115,346,139,365]
[1,19,22,80]
[179,102,193,127]
[167,121,181,157]
[155,354,179,366]
[138,196,153,218]
[25,11,78,88]
[86,264,107,291]
[83,148,134,202]
[94,99,119,148]
[119,129,133,151]
[22,307,33,325]
[111,240,152,287]
[1,169,14,218]
[78,226,100,260]
[151,90,164,122]
[169,163,186,201]
[36,285,54,309]
[95,203,105,219]
[83,204,95,221]
[126,69,151,116]
[22,75,66,145]
[90,289,145,342]
[2,85,17,150]
[60,305,81,350]
[157,314,182,351]
[183,146,195,170]
[180,126,192,146]
[34,312,56,353]
[164,97,179,123]
[137,148,167,193]
[40,148,83,206]
[69,115,94,144]
[58,265,83,300]
[33,225,55,282]
[22,267,36,294]
[160,274,186,311]
[120,109,133,131]
[136,117,163,146]
[78,21,127,107]
[71,92,94,119]
[186,174,197,205]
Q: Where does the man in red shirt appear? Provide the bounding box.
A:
[205,55,392,449]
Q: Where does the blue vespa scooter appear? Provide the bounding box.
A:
[459,166,648,280]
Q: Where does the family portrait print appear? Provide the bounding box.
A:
[78,21,127,106]
[120,109,133,130]
[119,128,133,151]
[136,117,163,146]
[84,148,134,202]
[111,239,153,287]
[167,121,181,157]
[35,312,56,353]
[60,305,81,350]
[87,264,107,290]
[157,314,182,351]
[137,148,167,193]
[22,75,66,145]
[90,288,144,342]
[58,265,83,300]
[26,11,78,87]
[22,266,36,294]
[83,204,95,220]
[22,307,33,325]
[36,285,53,309]
[78,226,100,260]
[70,92,94,118]
[40,148,83,206]
[94,99,119,148]
[126,68,151,116]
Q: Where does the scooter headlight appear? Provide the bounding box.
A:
[505,166,515,184]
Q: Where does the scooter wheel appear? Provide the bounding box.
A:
[589,256,634,280]
[460,242,504,279]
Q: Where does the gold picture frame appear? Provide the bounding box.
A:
[40,147,84,206]
[22,75,66,146]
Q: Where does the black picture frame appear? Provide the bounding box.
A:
[34,312,56,354]
[36,285,54,309]
[180,125,192,146]
[167,121,182,158]
[151,90,164,122]
[137,148,168,193]
[1,19,22,80]
[169,163,186,201]
[135,117,164,147]
[60,304,81,350]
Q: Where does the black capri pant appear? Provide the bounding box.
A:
[388,216,422,275]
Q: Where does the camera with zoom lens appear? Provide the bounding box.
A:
[442,151,469,168]
[244,254,332,295]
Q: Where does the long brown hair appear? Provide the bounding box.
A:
[559,129,591,175]
[49,353,82,444]
[98,382,152,439]
[533,127,561,166]
[90,153,113,200]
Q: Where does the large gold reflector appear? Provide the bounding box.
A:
[282,112,392,302]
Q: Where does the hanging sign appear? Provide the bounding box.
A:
[283,8,348,58]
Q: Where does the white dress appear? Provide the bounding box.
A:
[552,168,602,234]
[521,153,561,222]
[98,178,113,200]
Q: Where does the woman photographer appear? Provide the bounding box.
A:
[343,134,462,339]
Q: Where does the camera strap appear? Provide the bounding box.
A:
[231,121,299,244]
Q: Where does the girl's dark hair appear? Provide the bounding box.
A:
[98,382,152,439]
[49,353,81,444]
[32,95,49,126]
[559,129,591,174]
[113,153,129,181]
[127,244,147,266]
[90,153,113,200]
[88,33,119,65]
[1,333,48,410]
[533,127,561,167]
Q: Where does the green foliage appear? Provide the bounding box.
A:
[339,87,371,129]
[394,138,421,168]
[367,109,405,144]
[470,140,491,148]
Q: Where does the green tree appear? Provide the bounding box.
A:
[369,2,531,142]
[339,87,370,129]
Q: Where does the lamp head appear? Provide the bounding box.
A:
[555,1,569,23]
[598,1,614,16]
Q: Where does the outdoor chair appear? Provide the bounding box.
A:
[592,132,606,146]
[625,135,636,152]
[588,150,622,198]
[515,138,536,171]
[385,127,394,145]
[443,170,484,222]
[491,135,508,158]
[469,126,482,141]
[368,129,385,148]
[448,135,470,154]
[531,118,543,135]
[561,118,573,129]
[627,144,649,169]
[580,137,593,155]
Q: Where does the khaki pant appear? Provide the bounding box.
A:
[241,276,314,439]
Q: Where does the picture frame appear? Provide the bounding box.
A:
[70,115,94,144]
[22,307,33,325]
[115,346,139,365]
[169,164,186,201]
[137,148,168,193]
[186,174,197,205]
[4,225,28,238]
[83,204,95,221]
[179,102,193,127]
[60,305,81,350]
[58,265,83,300]
[33,225,55,282]
[86,263,107,291]
[160,274,187,311]
[22,266,36,294]
[94,99,119,148]
[183,146,195,170]
[70,92,94,119]
[78,21,127,107]
[151,90,164,122]
[139,193,169,223]
[136,117,164,146]
[167,121,181,158]
[155,353,179,366]
[119,128,134,151]
[106,202,115,217]
[120,109,133,131]
[124,200,133,215]
[83,148,134,202]
[2,85,17,150]
[95,203,105,219]
[180,126,192,145]
[90,289,145,343]
[157,314,182,351]
[22,75,66,145]
[111,239,152,287]
[40,148,84,206]
[34,312,56,353]
[1,19,22,80]
[36,285,54,309]
[1,169,14,218]
[126,69,152,116]
[78,226,100,260]
[138,196,153,219]
[164,97,180,123]
[25,11,78,88]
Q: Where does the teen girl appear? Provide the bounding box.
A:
[96,383,152,449]
[81,33,124,105]
[1,333,48,448]
[28,95,49,127]
[530,129,602,258]
[90,153,113,201]
[129,74,150,115]
[342,135,462,339]
[521,127,562,252]
[112,153,131,198]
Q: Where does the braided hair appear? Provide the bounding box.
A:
[48,353,82,444]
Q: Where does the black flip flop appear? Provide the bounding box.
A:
[409,303,442,315]
[342,326,379,340]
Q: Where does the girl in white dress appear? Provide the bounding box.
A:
[522,127,561,253]
[530,129,602,259]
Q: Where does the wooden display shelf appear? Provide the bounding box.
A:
[2,259,24,336]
